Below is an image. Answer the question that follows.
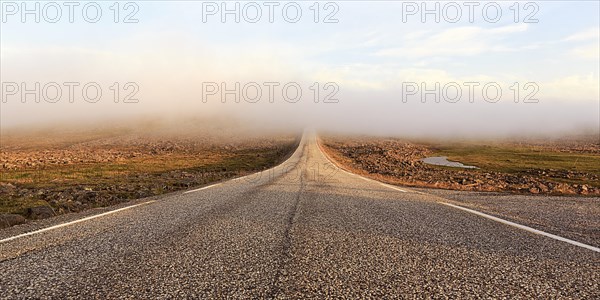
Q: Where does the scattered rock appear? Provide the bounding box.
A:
[579,185,589,194]
[0,182,16,190]
[27,206,56,219]
[76,191,96,202]
[0,214,26,228]
[322,137,599,196]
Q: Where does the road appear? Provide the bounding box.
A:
[1,132,598,298]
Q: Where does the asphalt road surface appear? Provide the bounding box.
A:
[1,133,598,298]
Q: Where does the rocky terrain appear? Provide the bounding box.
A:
[320,136,600,196]
[0,122,298,228]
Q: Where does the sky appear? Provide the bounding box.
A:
[1,1,599,137]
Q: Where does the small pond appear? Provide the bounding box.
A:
[421,156,478,169]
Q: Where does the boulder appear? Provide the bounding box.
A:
[27,206,56,219]
[0,214,26,228]
[0,183,18,197]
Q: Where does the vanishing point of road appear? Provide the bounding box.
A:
[1,132,598,298]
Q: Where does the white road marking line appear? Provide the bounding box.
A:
[0,201,156,244]
[1,135,308,245]
[315,135,599,253]
[234,170,269,182]
[380,183,407,193]
[183,183,222,194]
[232,138,305,184]
[317,139,407,193]
[441,202,600,253]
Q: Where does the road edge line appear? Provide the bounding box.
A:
[0,200,156,244]
[1,132,309,244]
[441,202,600,253]
[316,136,407,192]
[315,134,600,253]
[183,183,222,194]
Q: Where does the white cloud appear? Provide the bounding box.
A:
[540,73,600,102]
[564,28,600,42]
[373,24,528,58]
[571,44,600,59]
